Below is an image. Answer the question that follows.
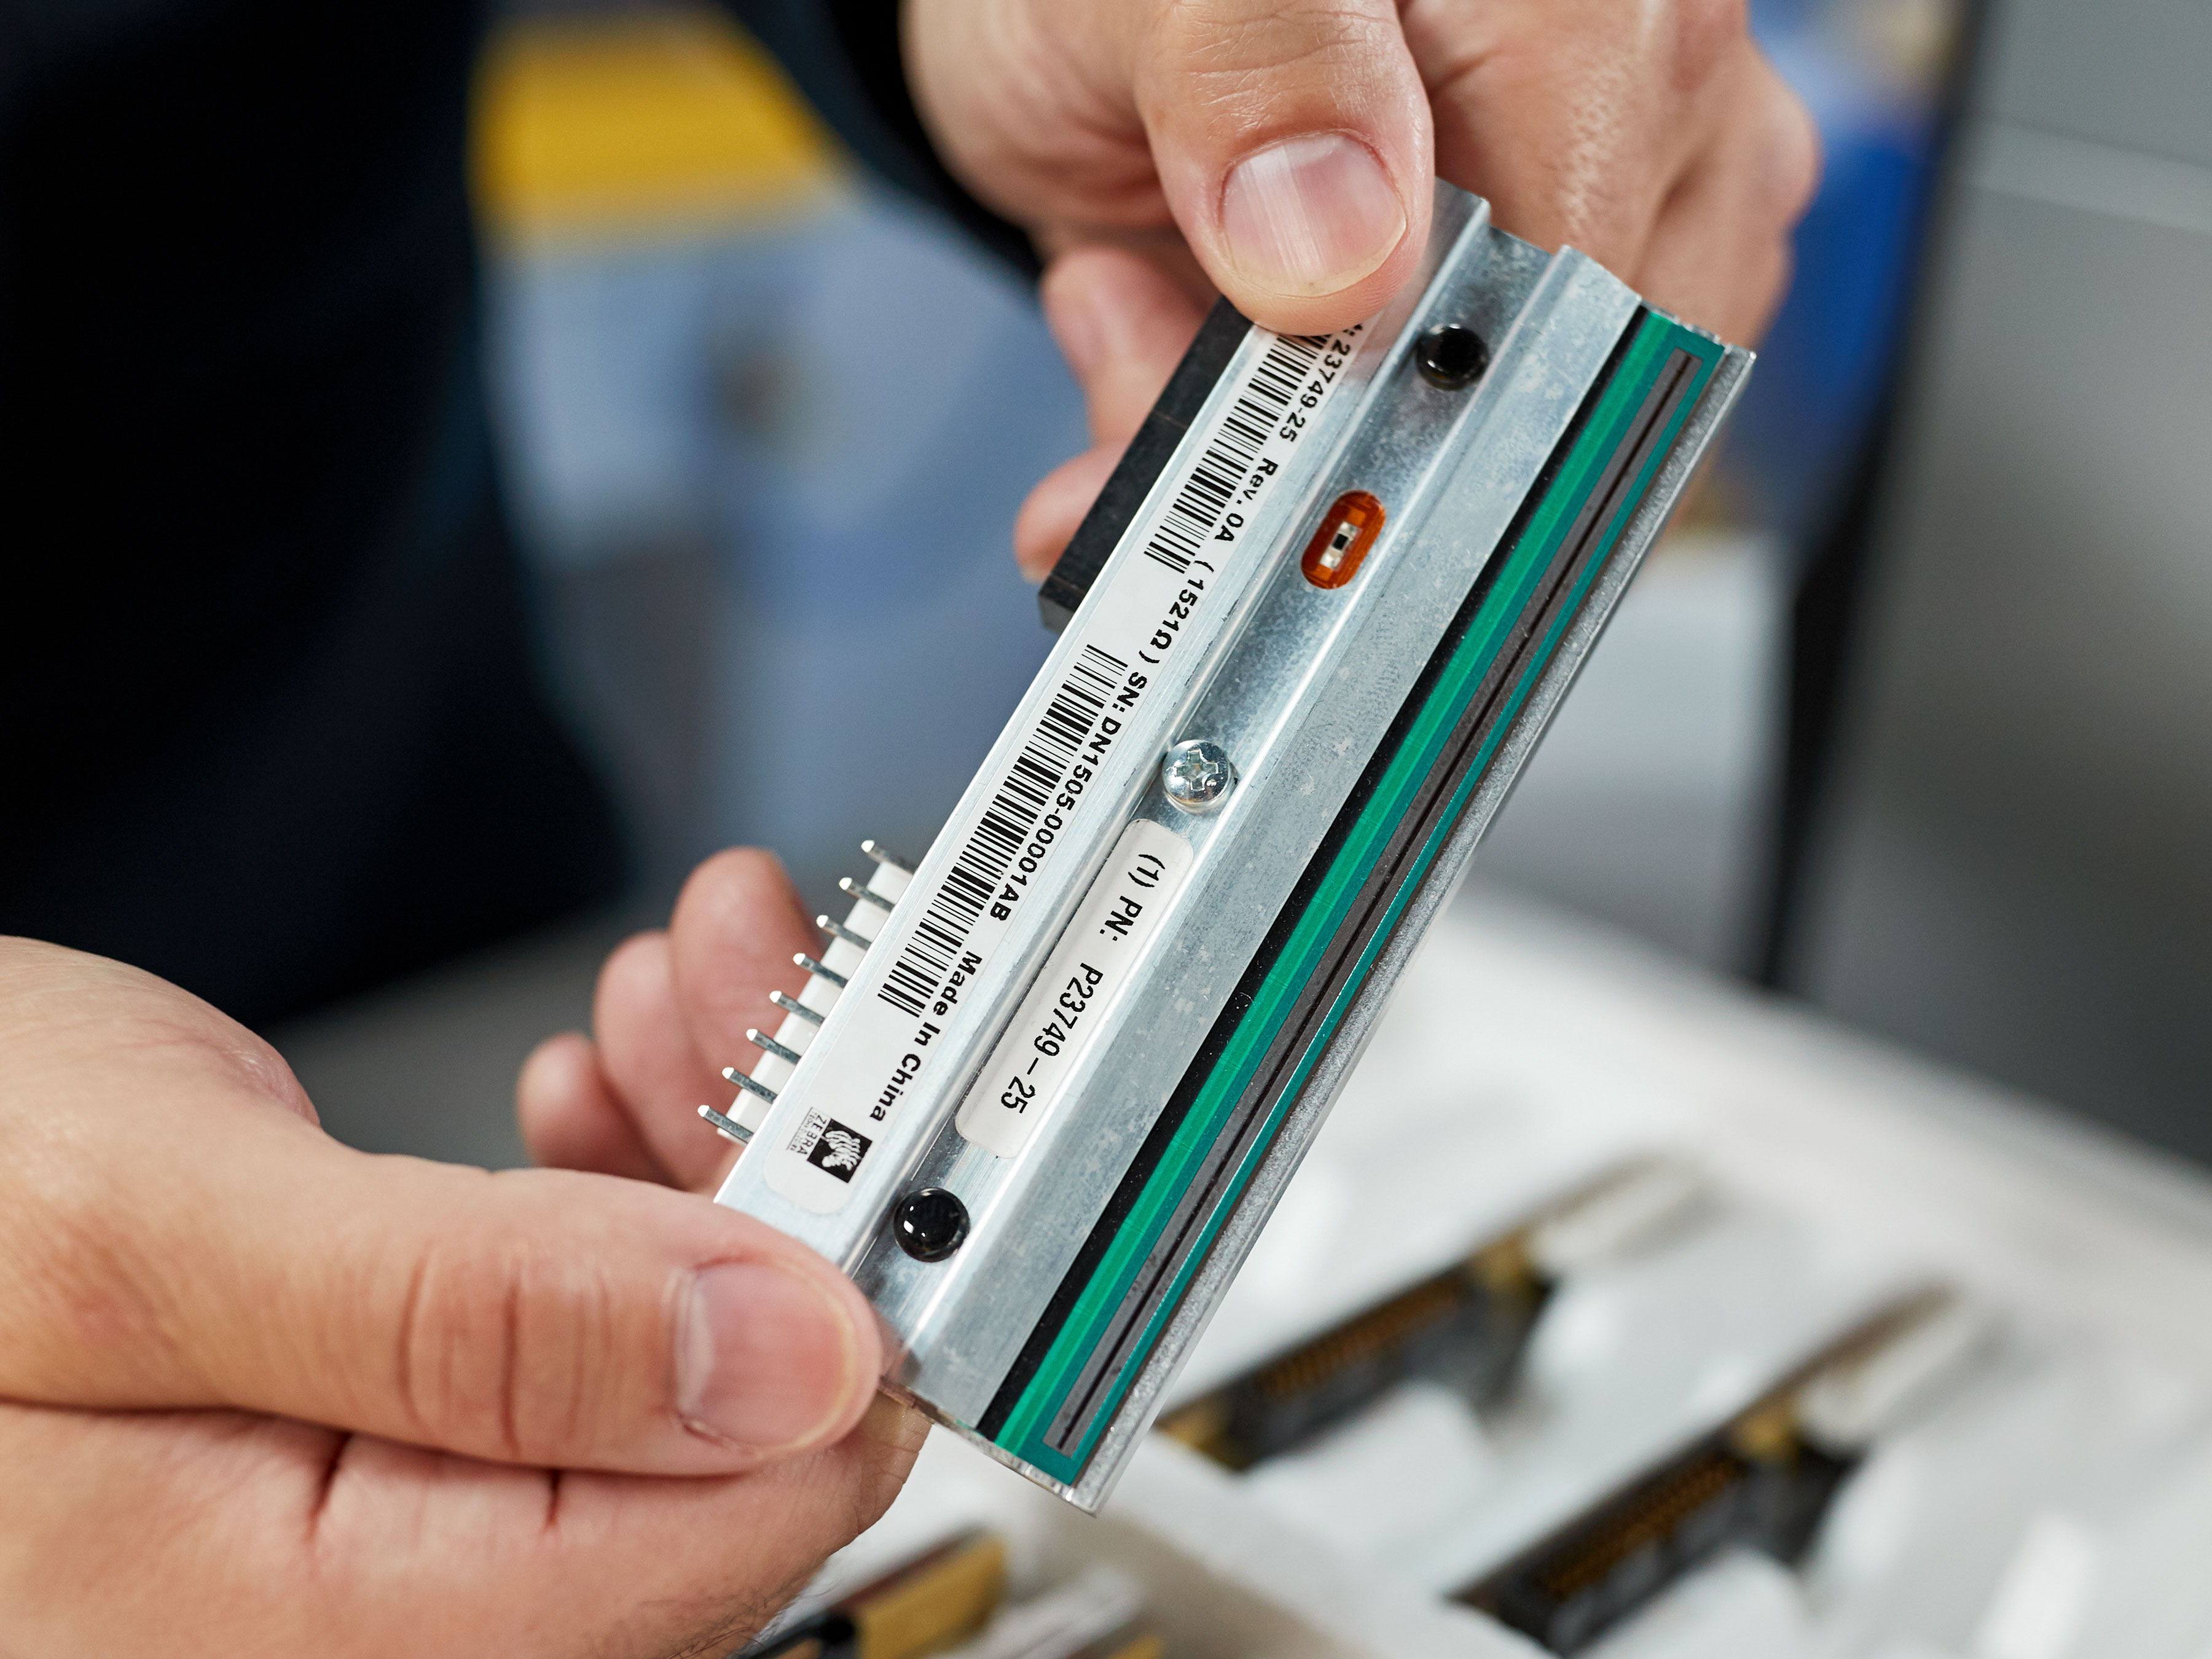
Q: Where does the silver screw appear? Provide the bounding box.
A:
[1161,740,1236,813]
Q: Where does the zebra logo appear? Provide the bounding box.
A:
[806,1119,872,1182]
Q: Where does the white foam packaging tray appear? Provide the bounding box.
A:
[794,893,2212,1659]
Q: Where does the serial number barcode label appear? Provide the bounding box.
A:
[757,312,1367,1215]
[954,820,1193,1158]
[1142,330,1334,577]
[878,642,1126,1020]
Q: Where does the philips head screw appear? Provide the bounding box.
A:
[1161,740,1236,814]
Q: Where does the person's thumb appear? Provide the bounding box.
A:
[0,946,879,1475]
[1129,0,1432,334]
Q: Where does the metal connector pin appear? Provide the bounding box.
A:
[699,1104,752,1145]
[747,1028,804,1067]
[860,839,914,874]
[721,1067,780,1105]
[839,875,892,909]
[817,914,874,950]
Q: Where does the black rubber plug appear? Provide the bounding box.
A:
[1415,324,1490,390]
[892,1187,971,1262]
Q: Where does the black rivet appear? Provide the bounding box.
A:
[1414,324,1489,391]
[892,1188,970,1262]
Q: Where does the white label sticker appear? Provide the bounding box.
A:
[955,820,1193,1158]
[756,318,1365,1214]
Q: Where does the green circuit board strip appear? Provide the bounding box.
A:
[987,311,1722,1483]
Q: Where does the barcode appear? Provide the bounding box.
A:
[1143,331,1329,575]
[879,643,1129,1018]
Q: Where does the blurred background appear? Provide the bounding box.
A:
[276,0,2212,1176]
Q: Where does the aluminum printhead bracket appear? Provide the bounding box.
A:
[705,182,1752,1511]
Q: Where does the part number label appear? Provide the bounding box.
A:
[954,819,1193,1158]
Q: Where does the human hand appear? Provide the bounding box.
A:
[516,849,830,1201]
[901,0,1819,576]
[0,892,920,1657]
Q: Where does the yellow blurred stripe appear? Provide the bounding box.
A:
[473,7,839,244]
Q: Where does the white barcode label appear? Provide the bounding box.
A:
[758,316,1365,1215]
[954,820,1193,1158]
[877,643,1127,1020]
[1139,330,1338,576]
